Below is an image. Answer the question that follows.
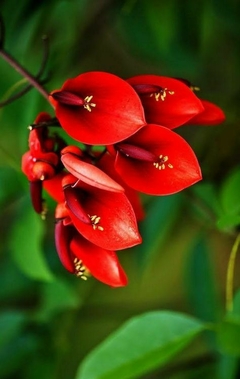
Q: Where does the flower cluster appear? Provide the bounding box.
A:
[22,71,225,287]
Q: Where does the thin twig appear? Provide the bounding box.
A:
[29,117,60,130]
[0,35,50,107]
[0,48,49,101]
[226,233,240,312]
[0,14,5,48]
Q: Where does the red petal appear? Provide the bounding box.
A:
[22,151,35,181]
[128,75,204,129]
[67,183,142,250]
[64,186,91,224]
[61,152,124,192]
[186,99,226,125]
[113,124,202,195]
[53,71,146,145]
[32,161,56,180]
[55,220,75,273]
[70,234,128,287]
[97,153,145,221]
[43,172,65,203]
[29,112,52,152]
[30,181,43,213]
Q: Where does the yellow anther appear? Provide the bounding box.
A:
[190,85,200,92]
[150,88,175,102]
[153,155,174,170]
[74,258,90,280]
[83,95,96,112]
[41,201,48,220]
[88,214,104,231]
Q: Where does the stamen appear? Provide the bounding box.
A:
[153,155,174,170]
[83,95,96,112]
[73,258,90,280]
[190,85,200,92]
[150,88,175,101]
[41,201,48,220]
[132,84,174,101]
[173,78,200,93]
[88,214,104,231]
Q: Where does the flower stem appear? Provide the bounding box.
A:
[0,48,49,101]
[226,233,240,313]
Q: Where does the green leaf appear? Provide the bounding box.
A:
[137,194,183,265]
[217,214,240,231]
[217,318,240,356]
[220,168,240,216]
[232,288,240,317]
[0,334,38,378]
[38,279,81,320]
[76,311,204,379]
[185,237,220,322]
[9,198,54,282]
[216,169,240,230]
[0,311,26,350]
[191,182,220,217]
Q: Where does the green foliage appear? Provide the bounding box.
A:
[0,311,26,350]
[9,197,54,282]
[137,193,183,265]
[217,168,240,230]
[185,237,221,322]
[0,0,240,378]
[217,318,240,356]
[77,311,204,379]
[38,279,81,321]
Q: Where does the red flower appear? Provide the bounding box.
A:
[55,205,128,287]
[62,174,142,250]
[43,164,142,250]
[186,99,226,125]
[49,71,146,145]
[127,75,204,129]
[109,124,202,195]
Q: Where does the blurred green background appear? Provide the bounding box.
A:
[0,1,240,378]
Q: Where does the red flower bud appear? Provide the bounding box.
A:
[55,220,75,273]
[32,161,56,181]
[61,150,124,192]
[29,180,43,214]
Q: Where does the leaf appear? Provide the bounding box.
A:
[191,182,220,216]
[185,237,220,322]
[217,318,240,356]
[232,288,240,317]
[137,194,183,265]
[9,197,54,282]
[38,279,81,320]
[217,214,240,231]
[216,169,240,230]
[0,311,26,350]
[76,311,204,379]
[0,334,38,378]
[220,168,240,216]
